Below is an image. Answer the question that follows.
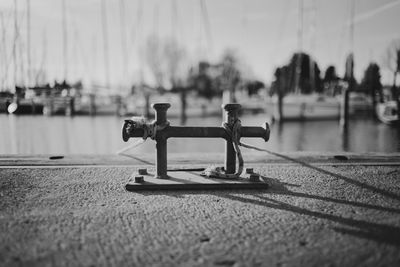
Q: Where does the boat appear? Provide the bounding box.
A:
[122,92,222,118]
[73,91,123,116]
[0,92,13,113]
[347,92,373,116]
[7,97,44,115]
[234,90,268,114]
[376,101,399,125]
[7,88,45,115]
[266,94,341,121]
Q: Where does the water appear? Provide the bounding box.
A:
[1,114,399,155]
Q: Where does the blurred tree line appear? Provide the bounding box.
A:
[270,53,323,97]
[142,35,400,111]
[143,36,265,101]
[269,47,400,109]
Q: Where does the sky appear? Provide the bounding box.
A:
[0,0,399,90]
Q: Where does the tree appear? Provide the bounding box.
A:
[324,66,338,83]
[145,35,165,87]
[270,66,290,97]
[163,38,187,89]
[270,66,290,121]
[144,35,188,89]
[188,61,216,99]
[215,50,241,103]
[360,63,383,107]
[245,80,265,96]
[344,53,357,91]
[382,39,400,90]
[282,52,323,94]
[382,39,400,118]
[323,65,340,96]
[143,36,188,119]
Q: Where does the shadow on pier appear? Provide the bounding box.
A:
[136,154,400,247]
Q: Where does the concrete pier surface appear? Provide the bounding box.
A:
[1,152,400,266]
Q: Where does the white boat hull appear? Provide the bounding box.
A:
[376,101,399,125]
[267,95,340,121]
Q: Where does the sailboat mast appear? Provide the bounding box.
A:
[0,12,7,90]
[309,0,316,93]
[18,26,25,87]
[35,29,47,85]
[119,0,128,86]
[297,0,303,52]
[91,34,97,85]
[61,0,68,81]
[26,0,31,86]
[349,0,355,54]
[136,0,144,84]
[13,0,18,90]
[153,1,159,38]
[346,0,355,89]
[171,0,182,44]
[294,0,304,94]
[101,0,110,90]
[200,0,213,59]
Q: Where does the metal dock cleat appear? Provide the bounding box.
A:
[122,102,270,191]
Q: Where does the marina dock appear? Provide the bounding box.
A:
[1,152,399,266]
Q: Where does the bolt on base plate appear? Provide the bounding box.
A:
[126,170,268,191]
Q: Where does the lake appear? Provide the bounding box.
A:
[1,114,399,155]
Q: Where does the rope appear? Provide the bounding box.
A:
[239,141,307,167]
[118,117,256,180]
[117,118,170,158]
[201,119,244,179]
[149,121,170,140]
[117,138,145,155]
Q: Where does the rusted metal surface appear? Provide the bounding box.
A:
[224,104,240,174]
[249,173,260,182]
[122,102,270,182]
[125,170,269,191]
[153,103,170,179]
[246,168,254,174]
[134,175,144,183]
[138,168,148,175]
